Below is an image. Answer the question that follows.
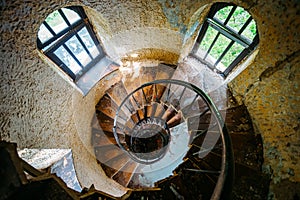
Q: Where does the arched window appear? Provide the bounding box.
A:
[37,6,105,81]
[192,3,259,77]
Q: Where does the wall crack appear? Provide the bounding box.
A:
[259,49,300,81]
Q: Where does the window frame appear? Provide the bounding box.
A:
[37,6,105,81]
[192,3,259,77]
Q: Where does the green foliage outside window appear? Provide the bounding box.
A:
[199,6,257,68]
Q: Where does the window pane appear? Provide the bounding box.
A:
[214,6,233,23]
[38,23,53,43]
[45,10,68,34]
[78,27,100,58]
[62,8,81,25]
[66,36,92,66]
[219,42,244,71]
[198,26,218,59]
[227,7,251,33]
[209,34,231,65]
[54,46,81,74]
[241,19,257,41]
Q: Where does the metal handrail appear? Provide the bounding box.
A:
[113,79,234,199]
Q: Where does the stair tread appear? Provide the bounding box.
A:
[152,102,165,118]
[155,174,187,200]
[161,106,177,122]
[92,128,118,146]
[230,133,263,171]
[171,158,217,199]
[232,162,270,200]
[184,145,222,172]
[155,63,177,80]
[112,160,139,187]
[106,81,128,106]
[92,74,267,199]
[102,153,131,177]
[94,145,124,164]
[167,112,183,128]
[106,81,135,116]
[96,94,119,119]
[181,98,210,119]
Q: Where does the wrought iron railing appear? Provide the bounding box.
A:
[113,79,234,199]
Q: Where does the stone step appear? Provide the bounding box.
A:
[223,104,253,133]
[156,174,187,199]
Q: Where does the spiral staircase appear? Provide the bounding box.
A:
[0,62,270,200]
[90,62,269,199]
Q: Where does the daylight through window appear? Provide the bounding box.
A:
[192,3,259,77]
[37,6,104,81]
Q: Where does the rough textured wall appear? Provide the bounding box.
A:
[1,0,299,198]
[0,0,79,149]
[228,0,300,196]
[0,0,127,195]
[1,0,211,195]
[82,0,218,63]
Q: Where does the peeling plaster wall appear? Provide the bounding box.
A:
[227,0,300,194]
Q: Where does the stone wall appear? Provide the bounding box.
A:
[1,0,299,199]
[227,0,300,198]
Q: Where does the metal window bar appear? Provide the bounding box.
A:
[214,41,234,67]
[42,21,57,37]
[213,16,253,67]
[221,5,237,25]
[62,43,84,68]
[57,9,95,61]
[38,19,83,50]
[191,22,209,55]
[47,53,76,80]
[38,7,84,49]
[207,18,250,47]
[192,3,259,78]
[203,32,220,60]
[84,21,104,56]
[37,6,107,81]
[75,33,94,60]
[58,8,71,26]
[237,16,253,35]
[223,34,259,76]
[203,5,236,61]
[43,22,85,54]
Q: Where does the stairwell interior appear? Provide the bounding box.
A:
[1,0,300,200]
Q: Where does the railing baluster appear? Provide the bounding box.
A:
[112,79,234,199]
